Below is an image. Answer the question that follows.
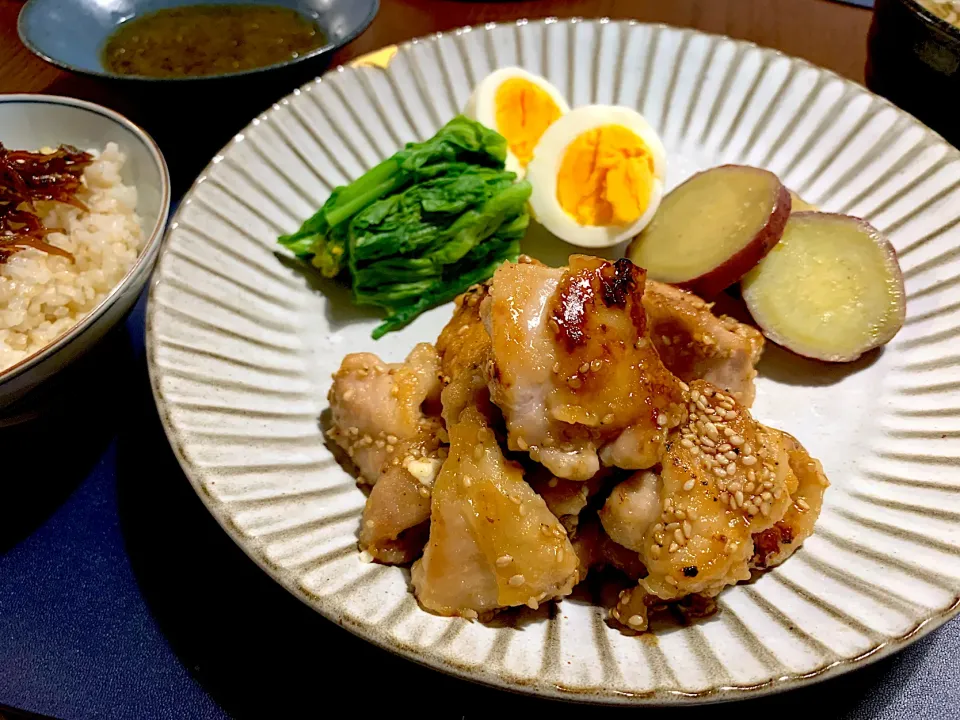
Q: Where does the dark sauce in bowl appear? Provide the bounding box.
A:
[101,4,327,78]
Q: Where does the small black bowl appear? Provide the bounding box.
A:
[867,0,960,147]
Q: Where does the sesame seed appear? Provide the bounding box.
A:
[744,482,756,494]
[746,504,759,516]
[723,450,737,461]
[516,437,529,451]
[666,576,679,587]
[462,476,472,488]
[730,435,744,446]
[735,490,744,506]
[675,509,686,520]
[774,489,783,500]
[683,479,695,492]
[723,462,735,475]
[375,439,385,449]
[661,335,672,346]
[462,609,479,620]
[720,492,730,506]
[760,502,771,516]
[602,413,615,425]
[713,466,726,477]
[691,390,701,402]
[674,528,685,545]
[681,438,694,449]
[496,555,513,567]
[743,443,754,456]
[724,410,738,420]
[797,498,811,510]
[419,486,430,498]
[742,455,757,466]
[509,574,525,587]
[679,381,690,392]
[718,443,732,453]
[627,614,644,628]
[509,495,521,505]
[650,544,661,559]
[669,542,679,553]
[519,504,528,516]
[636,337,649,349]
[557,548,565,563]
[568,376,583,389]
[683,520,693,539]
[541,524,552,537]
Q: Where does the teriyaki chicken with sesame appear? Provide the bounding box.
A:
[325,254,829,633]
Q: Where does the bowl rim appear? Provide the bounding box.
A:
[897,0,960,41]
[16,0,380,82]
[0,94,171,388]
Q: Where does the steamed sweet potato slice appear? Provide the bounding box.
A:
[741,212,905,362]
[627,165,790,296]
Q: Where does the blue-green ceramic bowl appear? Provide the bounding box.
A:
[18,0,379,82]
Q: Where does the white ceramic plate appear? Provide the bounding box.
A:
[148,20,960,704]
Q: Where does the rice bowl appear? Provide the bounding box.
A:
[0,142,143,371]
[0,94,169,409]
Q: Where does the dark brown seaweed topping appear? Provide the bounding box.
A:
[0,142,93,264]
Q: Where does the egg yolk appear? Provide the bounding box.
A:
[494,78,563,168]
[556,125,656,227]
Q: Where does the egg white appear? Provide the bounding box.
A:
[463,67,570,178]
[525,105,667,248]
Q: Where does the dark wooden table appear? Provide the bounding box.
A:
[11,3,960,720]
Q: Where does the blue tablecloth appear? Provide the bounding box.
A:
[1,293,959,720]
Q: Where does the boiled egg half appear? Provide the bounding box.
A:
[526,105,667,248]
[464,67,570,178]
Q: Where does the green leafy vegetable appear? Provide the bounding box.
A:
[278,116,508,278]
[278,116,531,338]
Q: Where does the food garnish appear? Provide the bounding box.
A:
[742,212,906,362]
[526,105,667,248]
[0,142,92,264]
[627,164,789,296]
[280,116,530,338]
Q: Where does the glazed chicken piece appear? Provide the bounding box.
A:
[327,343,442,483]
[643,280,764,407]
[327,344,444,563]
[483,256,687,480]
[412,405,579,618]
[528,470,608,535]
[608,380,803,631]
[435,283,493,427]
[751,431,829,569]
[599,470,661,552]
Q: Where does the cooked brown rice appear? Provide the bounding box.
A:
[0,142,143,372]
